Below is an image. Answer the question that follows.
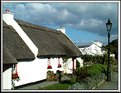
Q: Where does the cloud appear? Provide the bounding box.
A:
[3,2,118,37]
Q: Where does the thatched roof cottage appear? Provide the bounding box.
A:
[2,10,81,89]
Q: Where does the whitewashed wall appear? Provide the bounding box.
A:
[63,58,83,74]
[76,57,83,67]
[14,57,64,87]
[3,68,12,89]
[63,58,73,74]
[49,58,64,73]
[3,57,79,89]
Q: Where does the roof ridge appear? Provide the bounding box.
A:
[15,19,61,34]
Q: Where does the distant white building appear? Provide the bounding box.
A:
[79,41,106,56]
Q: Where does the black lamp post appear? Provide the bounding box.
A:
[106,18,112,82]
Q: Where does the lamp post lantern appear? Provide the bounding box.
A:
[106,18,112,82]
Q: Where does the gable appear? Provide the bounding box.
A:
[3,21,35,62]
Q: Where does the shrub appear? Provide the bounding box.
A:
[47,70,56,81]
[61,80,71,84]
[87,64,103,76]
[100,64,107,75]
[75,66,90,82]
[81,54,117,66]
[103,54,117,65]
[75,64,107,81]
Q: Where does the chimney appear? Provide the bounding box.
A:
[3,9,14,25]
[57,26,66,34]
[94,41,102,47]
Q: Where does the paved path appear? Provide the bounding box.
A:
[95,71,118,90]
[15,81,58,90]
[15,75,70,90]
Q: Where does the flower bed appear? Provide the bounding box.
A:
[47,71,57,81]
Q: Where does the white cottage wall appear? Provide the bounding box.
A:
[63,58,83,74]
[14,58,48,86]
[76,57,83,67]
[14,58,64,87]
[63,58,73,74]
[3,68,12,89]
[49,58,64,73]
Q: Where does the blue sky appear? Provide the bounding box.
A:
[2,1,118,46]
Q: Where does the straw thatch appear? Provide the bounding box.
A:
[3,18,82,64]
[3,47,18,64]
[3,21,35,64]
[16,19,82,58]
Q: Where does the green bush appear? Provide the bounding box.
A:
[89,64,107,76]
[81,54,117,66]
[75,64,107,81]
[100,64,107,74]
[103,54,117,65]
[75,66,90,82]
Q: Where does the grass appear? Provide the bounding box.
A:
[38,74,76,90]
[38,83,72,90]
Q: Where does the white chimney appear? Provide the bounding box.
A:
[3,9,14,25]
[94,41,102,47]
[3,9,38,57]
[57,26,66,34]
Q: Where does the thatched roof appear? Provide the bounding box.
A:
[3,47,18,64]
[16,19,82,58]
[3,21,35,64]
[3,18,82,64]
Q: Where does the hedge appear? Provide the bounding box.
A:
[68,73,106,90]
[74,64,107,81]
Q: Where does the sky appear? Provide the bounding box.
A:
[2,1,119,46]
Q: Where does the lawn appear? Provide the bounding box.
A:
[38,83,72,90]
